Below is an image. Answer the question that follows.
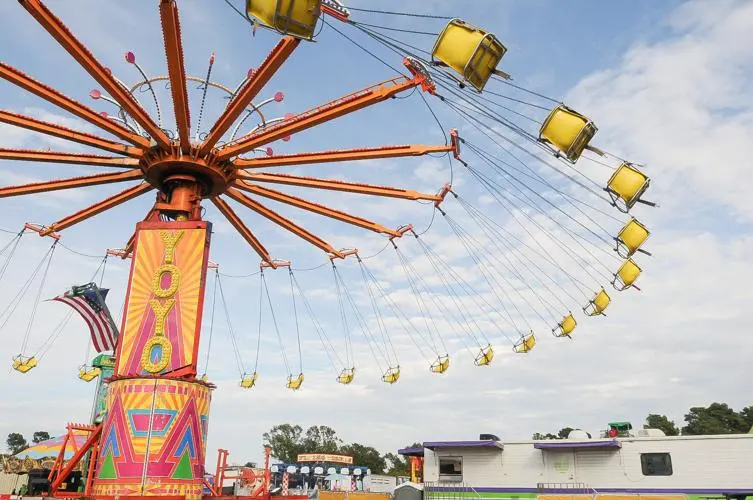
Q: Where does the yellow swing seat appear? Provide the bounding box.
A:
[12,355,37,374]
[615,217,650,258]
[337,367,355,385]
[606,163,652,212]
[240,372,259,389]
[286,372,304,390]
[78,365,101,382]
[246,0,322,40]
[513,332,536,353]
[474,345,494,366]
[430,355,450,374]
[552,313,577,338]
[431,19,507,92]
[612,258,642,291]
[539,105,598,163]
[583,288,611,316]
[382,366,400,384]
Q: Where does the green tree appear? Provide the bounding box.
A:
[263,424,304,463]
[739,406,753,433]
[681,403,749,435]
[644,414,679,436]
[340,443,386,474]
[300,425,341,454]
[383,443,420,477]
[557,427,574,439]
[6,433,28,454]
[532,432,558,440]
[32,431,51,444]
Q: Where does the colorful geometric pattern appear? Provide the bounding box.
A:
[91,378,212,500]
[115,221,211,377]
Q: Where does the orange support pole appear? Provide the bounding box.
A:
[211,196,273,265]
[159,0,191,153]
[0,170,143,199]
[234,181,401,236]
[0,149,139,167]
[233,142,455,169]
[239,171,442,201]
[200,36,300,155]
[0,110,143,157]
[50,424,101,492]
[0,62,149,148]
[215,60,433,161]
[225,187,344,257]
[19,0,171,148]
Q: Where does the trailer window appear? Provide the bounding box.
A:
[640,453,672,476]
[438,457,463,482]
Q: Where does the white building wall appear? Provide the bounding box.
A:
[422,435,753,491]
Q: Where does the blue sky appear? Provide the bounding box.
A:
[1,0,752,467]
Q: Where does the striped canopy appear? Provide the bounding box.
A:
[14,432,88,460]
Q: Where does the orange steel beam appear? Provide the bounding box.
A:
[225,187,344,257]
[159,0,191,153]
[19,0,171,149]
[49,424,101,491]
[215,75,423,161]
[200,36,299,155]
[40,182,153,235]
[239,171,441,201]
[0,149,139,168]
[211,196,273,265]
[233,143,455,169]
[0,170,143,198]
[0,63,149,148]
[0,110,143,157]
[234,181,400,237]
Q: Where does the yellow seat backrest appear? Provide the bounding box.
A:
[78,366,101,382]
[337,367,355,385]
[432,19,506,92]
[246,0,322,39]
[287,373,304,390]
[584,288,611,316]
[240,372,259,389]
[539,105,597,163]
[553,313,577,338]
[616,217,650,257]
[474,345,494,366]
[513,332,536,353]
[382,366,400,384]
[613,258,642,291]
[430,356,450,374]
[606,163,650,212]
[12,355,37,374]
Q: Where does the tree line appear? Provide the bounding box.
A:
[5,431,51,454]
[262,424,418,476]
[533,403,753,439]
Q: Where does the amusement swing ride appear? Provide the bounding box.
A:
[0,0,656,498]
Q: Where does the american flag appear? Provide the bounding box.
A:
[53,282,119,352]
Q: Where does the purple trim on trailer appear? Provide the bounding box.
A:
[423,440,503,450]
[398,447,424,456]
[533,439,622,450]
[426,486,753,495]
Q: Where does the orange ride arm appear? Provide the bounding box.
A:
[233,181,400,237]
[0,149,139,168]
[199,36,299,155]
[0,110,143,157]
[40,182,153,235]
[0,170,143,198]
[49,424,101,491]
[211,196,273,265]
[215,75,424,161]
[159,0,191,153]
[225,187,344,257]
[19,0,171,148]
[0,63,149,148]
[239,171,442,201]
[233,142,455,169]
